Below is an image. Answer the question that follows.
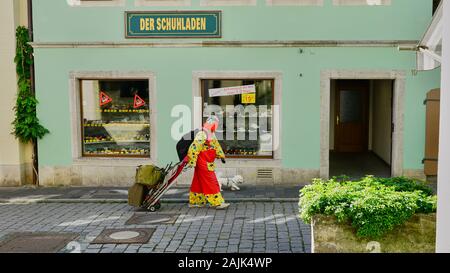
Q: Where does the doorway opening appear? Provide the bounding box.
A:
[329,79,394,180]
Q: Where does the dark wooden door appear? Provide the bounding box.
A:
[335,80,370,153]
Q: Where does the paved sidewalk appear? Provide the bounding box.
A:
[0,202,310,253]
[0,185,302,203]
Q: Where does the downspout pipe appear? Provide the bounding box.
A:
[27,0,39,186]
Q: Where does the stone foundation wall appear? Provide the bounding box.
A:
[177,167,318,186]
[312,214,436,253]
[38,165,319,187]
[403,169,427,181]
[39,165,136,187]
[33,165,430,187]
[0,163,33,186]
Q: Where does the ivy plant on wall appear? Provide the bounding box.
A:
[12,26,49,142]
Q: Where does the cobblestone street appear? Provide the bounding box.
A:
[0,202,311,253]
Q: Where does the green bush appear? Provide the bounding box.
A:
[371,176,434,196]
[299,176,437,239]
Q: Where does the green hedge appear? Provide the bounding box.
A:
[299,176,437,239]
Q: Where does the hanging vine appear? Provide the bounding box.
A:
[12,26,49,142]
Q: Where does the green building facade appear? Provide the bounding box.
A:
[31,0,440,186]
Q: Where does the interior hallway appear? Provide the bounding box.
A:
[329,152,391,180]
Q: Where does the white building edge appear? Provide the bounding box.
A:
[417,0,450,253]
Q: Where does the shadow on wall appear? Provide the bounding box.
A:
[434,0,442,14]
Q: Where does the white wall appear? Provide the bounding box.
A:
[1,0,21,166]
[0,0,32,186]
[436,0,450,254]
[371,80,393,165]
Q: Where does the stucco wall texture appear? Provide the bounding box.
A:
[0,0,33,186]
[30,0,441,185]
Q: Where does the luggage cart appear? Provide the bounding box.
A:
[141,161,188,212]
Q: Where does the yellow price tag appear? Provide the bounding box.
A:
[242,93,256,104]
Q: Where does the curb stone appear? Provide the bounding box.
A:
[0,198,298,204]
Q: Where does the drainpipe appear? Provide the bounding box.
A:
[27,0,39,186]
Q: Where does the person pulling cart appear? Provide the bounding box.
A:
[184,116,230,210]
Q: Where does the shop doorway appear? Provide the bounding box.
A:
[329,79,394,179]
[334,80,370,153]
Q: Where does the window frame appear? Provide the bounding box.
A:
[69,71,157,164]
[193,71,282,162]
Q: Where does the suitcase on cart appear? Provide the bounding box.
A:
[128,165,165,208]
[135,165,165,187]
[128,183,148,208]
[128,162,187,211]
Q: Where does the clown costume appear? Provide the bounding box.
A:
[186,116,230,209]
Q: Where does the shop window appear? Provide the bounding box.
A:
[332,0,391,5]
[80,79,150,158]
[201,79,274,158]
[266,0,323,6]
[135,0,191,6]
[200,0,257,6]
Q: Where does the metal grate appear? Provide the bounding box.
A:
[257,169,273,180]
[0,232,78,253]
[125,213,179,225]
[91,228,155,244]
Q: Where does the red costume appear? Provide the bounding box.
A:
[187,117,226,207]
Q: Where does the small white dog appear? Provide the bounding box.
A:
[218,175,244,191]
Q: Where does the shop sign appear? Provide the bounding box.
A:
[242,93,256,104]
[125,11,222,38]
[134,94,145,108]
[99,91,113,106]
[209,85,256,98]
